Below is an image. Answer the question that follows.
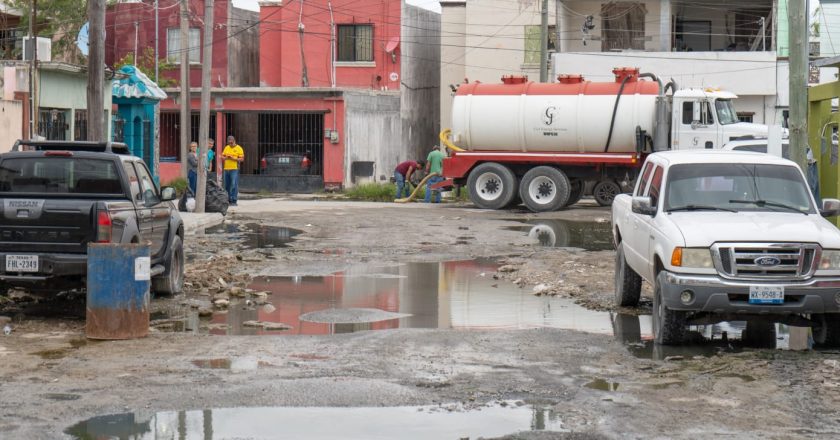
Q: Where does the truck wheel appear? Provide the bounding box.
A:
[742,320,777,349]
[814,314,840,348]
[564,179,584,207]
[152,235,184,295]
[519,166,570,212]
[593,180,621,206]
[466,163,517,209]
[614,242,642,306]
[653,272,686,345]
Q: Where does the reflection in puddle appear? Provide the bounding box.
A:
[202,223,302,249]
[585,378,620,392]
[65,403,565,439]
[502,219,613,250]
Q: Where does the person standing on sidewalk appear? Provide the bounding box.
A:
[424,147,445,203]
[187,142,198,196]
[222,135,244,206]
[393,159,425,200]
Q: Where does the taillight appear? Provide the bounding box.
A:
[96,211,112,243]
[260,158,267,169]
[302,157,311,168]
[44,151,73,157]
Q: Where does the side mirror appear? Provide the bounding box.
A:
[821,198,840,217]
[631,196,656,216]
[161,186,176,202]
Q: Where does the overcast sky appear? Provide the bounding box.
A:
[232,0,442,13]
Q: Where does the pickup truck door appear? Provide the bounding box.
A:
[133,162,168,258]
[636,165,665,280]
[123,162,154,248]
[625,163,653,270]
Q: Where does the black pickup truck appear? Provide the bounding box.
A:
[0,140,184,295]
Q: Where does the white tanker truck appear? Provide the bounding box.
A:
[438,67,771,212]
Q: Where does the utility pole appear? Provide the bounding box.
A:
[195,0,214,213]
[539,0,549,82]
[788,0,808,172]
[28,0,35,138]
[179,0,191,180]
[554,0,562,55]
[87,0,106,141]
[155,0,159,83]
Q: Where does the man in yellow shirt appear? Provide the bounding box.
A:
[221,135,244,206]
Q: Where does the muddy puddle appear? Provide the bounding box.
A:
[65,402,564,439]
[502,218,613,250]
[201,223,302,249]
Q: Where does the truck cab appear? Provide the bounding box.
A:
[670,89,769,151]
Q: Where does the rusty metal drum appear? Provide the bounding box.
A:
[86,244,151,340]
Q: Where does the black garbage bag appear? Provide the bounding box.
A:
[178,179,229,215]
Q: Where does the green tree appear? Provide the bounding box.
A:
[115,47,176,87]
[10,0,88,63]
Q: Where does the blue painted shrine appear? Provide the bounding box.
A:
[112,65,167,182]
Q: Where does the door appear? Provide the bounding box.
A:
[123,162,153,246]
[637,165,665,280]
[132,162,168,257]
[625,162,654,271]
[678,100,718,150]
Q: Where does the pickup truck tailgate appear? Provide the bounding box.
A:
[0,199,97,254]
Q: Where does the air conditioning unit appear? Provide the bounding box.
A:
[22,37,51,62]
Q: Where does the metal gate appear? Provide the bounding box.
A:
[255,113,324,176]
[159,112,217,162]
[38,108,67,140]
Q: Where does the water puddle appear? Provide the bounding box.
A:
[41,393,81,401]
[202,223,302,249]
[585,378,620,392]
[65,402,564,439]
[191,357,265,371]
[502,218,613,250]
[31,339,91,360]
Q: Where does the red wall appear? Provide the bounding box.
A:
[106,0,230,87]
[260,0,402,89]
[159,96,346,187]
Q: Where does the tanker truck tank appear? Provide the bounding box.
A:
[449,68,660,153]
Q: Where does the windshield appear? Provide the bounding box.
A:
[665,163,815,214]
[715,100,739,125]
[0,157,123,195]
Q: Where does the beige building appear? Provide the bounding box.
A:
[440,0,781,131]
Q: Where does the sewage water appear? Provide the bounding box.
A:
[503,219,613,250]
[202,223,302,248]
[65,402,564,440]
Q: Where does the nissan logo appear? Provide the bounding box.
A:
[754,256,781,267]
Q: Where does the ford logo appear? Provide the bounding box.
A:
[755,257,781,267]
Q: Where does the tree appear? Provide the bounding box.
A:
[10,0,88,64]
[115,47,176,87]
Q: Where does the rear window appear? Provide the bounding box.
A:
[0,157,123,195]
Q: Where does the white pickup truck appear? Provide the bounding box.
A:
[612,150,840,345]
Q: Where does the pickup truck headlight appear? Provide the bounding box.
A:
[671,247,714,268]
[819,250,840,270]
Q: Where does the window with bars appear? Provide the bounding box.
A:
[601,2,647,52]
[737,112,754,123]
[523,25,557,64]
[74,110,88,141]
[337,24,373,62]
[166,28,200,63]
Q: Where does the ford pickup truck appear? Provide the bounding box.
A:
[0,141,184,295]
[612,150,840,345]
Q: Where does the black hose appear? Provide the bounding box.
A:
[604,75,632,153]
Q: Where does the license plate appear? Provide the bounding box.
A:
[749,285,784,305]
[6,255,38,273]
[276,157,290,164]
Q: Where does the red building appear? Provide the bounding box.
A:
[106,0,439,191]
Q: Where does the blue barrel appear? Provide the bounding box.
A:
[86,244,151,340]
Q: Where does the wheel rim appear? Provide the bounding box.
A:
[476,172,503,201]
[173,246,184,289]
[528,176,556,205]
[596,182,619,203]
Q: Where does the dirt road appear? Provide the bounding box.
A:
[2,199,840,439]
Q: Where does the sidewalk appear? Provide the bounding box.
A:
[181,212,225,234]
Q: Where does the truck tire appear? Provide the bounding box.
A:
[593,180,621,206]
[814,314,840,348]
[614,242,642,306]
[152,235,184,295]
[564,179,584,207]
[519,166,570,212]
[612,313,642,344]
[742,320,777,349]
[653,272,686,345]
[467,163,518,209]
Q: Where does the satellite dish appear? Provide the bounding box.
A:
[76,22,89,56]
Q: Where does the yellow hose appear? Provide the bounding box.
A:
[395,173,440,203]
[440,129,465,152]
